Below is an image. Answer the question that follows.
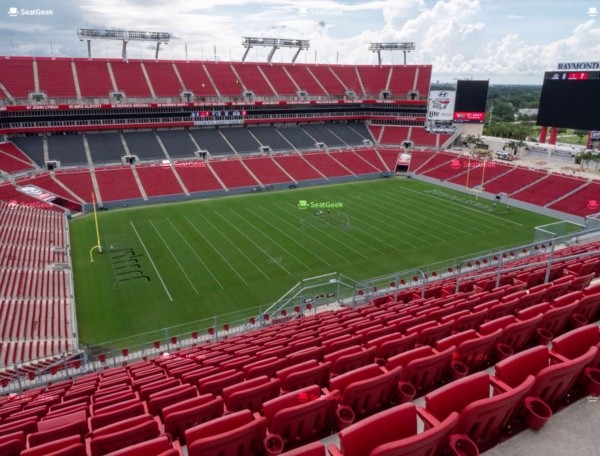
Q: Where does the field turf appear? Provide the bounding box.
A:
[70,178,558,345]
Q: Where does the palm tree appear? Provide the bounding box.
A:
[515,140,526,155]
[505,140,518,155]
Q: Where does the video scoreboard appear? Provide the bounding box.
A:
[537,71,600,131]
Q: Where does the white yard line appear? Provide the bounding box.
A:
[243,207,330,267]
[195,212,271,280]
[214,212,293,275]
[258,206,352,263]
[395,185,524,227]
[356,191,474,237]
[327,200,411,251]
[234,209,313,270]
[148,220,199,295]
[166,218,224,290]
[275,204,371,260]
[374,188,497,233]
[281,202,390,257]
[183,215,248,284]
[336,195,433,246]
[130,220,173,302]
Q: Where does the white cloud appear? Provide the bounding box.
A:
[0,0,597,83]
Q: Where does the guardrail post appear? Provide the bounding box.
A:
[495,254,504,288]
[544,242,556,284]
[455,263,462,294]
[14,365,22,395]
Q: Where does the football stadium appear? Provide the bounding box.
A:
[0,2,599,455]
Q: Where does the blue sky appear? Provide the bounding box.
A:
[0,0,598,84]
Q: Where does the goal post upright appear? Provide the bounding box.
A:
[89,192,102,262]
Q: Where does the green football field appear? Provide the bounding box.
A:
[70,178,559,346]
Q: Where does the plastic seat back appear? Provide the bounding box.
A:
[101,435,172,456]
[265,385,338,448]
[277,361,331,392]
[222,376,281,413]
[532,346,598,408]
[198,369,244,396]
[551,324,600,367]
[90,414,160,456]
[90,400,145,431]
[456,375,535,448]
[185,409,267,456]
[367,333,417,360]
[147,384,197,417]
[500,314,543,352]
[20,435,85,456]
[540,302,579,337]
[326,347,377,375]
[339,367,403,418]
[332,402,459,456]
[163,394,224,442]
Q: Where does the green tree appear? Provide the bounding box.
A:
[574,130,588,144]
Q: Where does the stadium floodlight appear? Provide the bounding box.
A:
[241,37,310,63]
[369,42,416,65]
[77,28,171,60]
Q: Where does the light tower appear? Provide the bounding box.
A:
[77,28,171,60]
[369,42,416,66]
[241,37,310,63]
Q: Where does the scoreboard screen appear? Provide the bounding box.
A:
[537,71,600,130]
[191,110,246,126]
[453,80,489,123]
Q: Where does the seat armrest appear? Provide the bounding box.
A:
[490,376,511,394]
[328,443,344,456]
[416,406,441,430]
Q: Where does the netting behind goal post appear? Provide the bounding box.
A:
[533,220,585,243]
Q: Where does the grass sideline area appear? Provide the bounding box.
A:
[71,178,558,345]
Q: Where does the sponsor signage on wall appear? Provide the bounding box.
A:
[427,90,456,121]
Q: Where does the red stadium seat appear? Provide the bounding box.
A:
[0,418,37,439]
[263,385,339,451]
[21,435,86,456]
[276,360,332,392]
[281,441,326,456]
[89,414,160,456]
[244,356,287,379]
[329,364,402,419]
[436,329,503,371]
[90,399,145,431]
[185,409,267,456]
[102,436,176,456]
[480,314,543,353]
[28,410,88,447]
[406,321,454,347]
[328,402,459,456]
[163,394,225,443]
[324,346,376,375]
[139,378,180,401]
[423,371,535,451]
[0,431,25,456]
[551,324,600,368]
[366,333,417,363]
[147,383,197,418]
[494,344,598,410]
[221,375,281,413]
[286,346,326,366]
[198,369,244,396]
[387,346,455,396]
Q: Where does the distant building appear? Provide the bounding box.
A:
[517,108,538,116]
